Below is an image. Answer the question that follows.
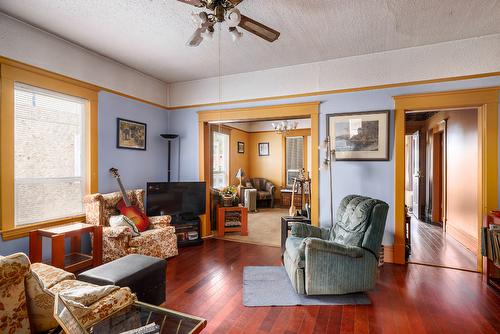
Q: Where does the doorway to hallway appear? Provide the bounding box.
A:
[404,108,478,271]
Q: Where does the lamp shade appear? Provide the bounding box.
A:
[235,168,245,179]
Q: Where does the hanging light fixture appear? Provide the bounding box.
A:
[271,120,298,135]
[178,0,280,47]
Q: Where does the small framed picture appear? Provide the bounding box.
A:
[326,110,390,161]
[237,141,245,154]
[117,118,147,150]
[258,142,269,156]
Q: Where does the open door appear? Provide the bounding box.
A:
[411,131,420,219]
[431,129,446,226]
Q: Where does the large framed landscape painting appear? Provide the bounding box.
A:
[117,118,147,150]
[327,110,390,161]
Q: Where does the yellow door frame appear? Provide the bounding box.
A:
[197,102,320,237]
[394,87,499,271]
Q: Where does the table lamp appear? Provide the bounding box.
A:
[235,168,245,186]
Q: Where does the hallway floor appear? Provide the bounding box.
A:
[409,216,477,271]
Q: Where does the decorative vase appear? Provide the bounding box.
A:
[222,195,233,207]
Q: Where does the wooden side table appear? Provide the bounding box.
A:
[217,205,248,237]
[280,216,311,256]
[29,222,102,272]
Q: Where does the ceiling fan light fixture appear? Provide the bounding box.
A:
[179,0,280,46]
[226,8,241,27]
[201,25,214,39]
[229,26,243,42]
[191,11,208,26]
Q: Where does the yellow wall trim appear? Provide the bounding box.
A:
[393,87,498,271]
[1,215,86,240]
[3,55,500,113]
[198,102,320,123]
[171,72,500,110]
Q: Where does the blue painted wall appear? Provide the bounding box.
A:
[98,91,171,193]
[169,76,500,245]
[0,92,170,256]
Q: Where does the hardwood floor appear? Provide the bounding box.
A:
[163,239,500,334]
[409,217,477,270]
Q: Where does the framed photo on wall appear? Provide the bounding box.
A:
[117,118,147,150]
[258,142,269,156]
[238,141,245,154]
[326,110,390,161]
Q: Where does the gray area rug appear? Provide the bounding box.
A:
[243,266,371,306]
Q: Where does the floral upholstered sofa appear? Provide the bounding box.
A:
[0,253,136,334]
[83,189,178,263]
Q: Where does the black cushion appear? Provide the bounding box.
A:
[78,254,166,305]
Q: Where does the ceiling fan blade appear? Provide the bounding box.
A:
[238,15,280,42]
[228,0,244,5]
[186,28,204,47]
[177,0,205,7]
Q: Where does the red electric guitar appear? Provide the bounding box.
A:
[109,167,149,232]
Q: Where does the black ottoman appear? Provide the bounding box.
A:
[77,254,166,305]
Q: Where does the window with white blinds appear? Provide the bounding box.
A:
[286,136,304,186]
[14,83,87,226]
[212,131,229,189]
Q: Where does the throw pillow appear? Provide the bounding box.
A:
[109,215,141,237]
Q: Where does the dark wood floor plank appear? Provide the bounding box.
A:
[162,239,500,334]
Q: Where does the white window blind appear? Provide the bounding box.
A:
[212,131,229,189]
[286,136,304,186]
[14,83,87,226]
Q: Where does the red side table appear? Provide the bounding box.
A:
[29,222,102,272]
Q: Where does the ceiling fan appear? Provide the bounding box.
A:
[177,0,280,47]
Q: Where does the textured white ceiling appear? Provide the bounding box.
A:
[1,0,499,83]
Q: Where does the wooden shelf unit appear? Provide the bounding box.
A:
[484,212,500,292]
[217,205,248,237]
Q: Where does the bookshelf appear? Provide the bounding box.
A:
[484,212,500,292]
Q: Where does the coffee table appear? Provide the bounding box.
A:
[55,294,207,334]
[92,301,207,334]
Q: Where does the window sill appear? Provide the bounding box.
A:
[1,214,86,240]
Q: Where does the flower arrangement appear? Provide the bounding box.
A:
[219,185,239,207]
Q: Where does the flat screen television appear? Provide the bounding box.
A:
[146,182,206,218]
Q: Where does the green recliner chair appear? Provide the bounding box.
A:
[283,195,389,295]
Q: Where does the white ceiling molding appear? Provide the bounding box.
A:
[0,13,169,106]
[169,33,500,107]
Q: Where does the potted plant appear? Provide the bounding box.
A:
[220,185,239,207]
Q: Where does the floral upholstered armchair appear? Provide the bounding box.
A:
[83,189,178,263]
[0,253,136,334]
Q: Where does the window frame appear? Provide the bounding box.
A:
[281,129,311,188]
[285,136,305,187]
[1,64,98,240]
[211,129,230,190]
